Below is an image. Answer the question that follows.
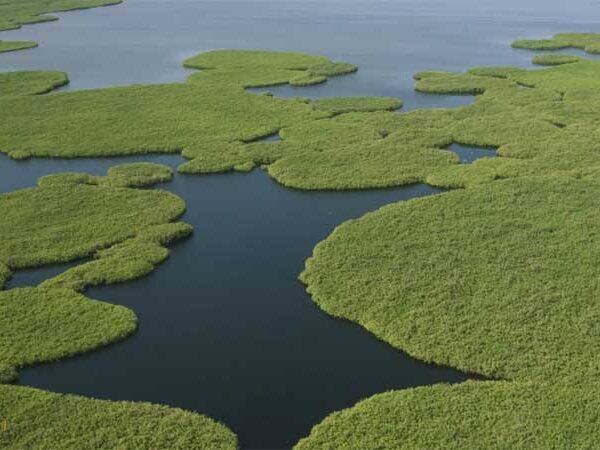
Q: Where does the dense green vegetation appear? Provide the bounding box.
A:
[1,287,136,381]
[39,162,175,187]
[40,221,193,292]
[409,57,600,189]
[302,177,600,382]
[0,165,238,447]
[0,164,184,274]
[7,50,600,190]
[0,385,237,449]
[297,41,600,448]
[0,40,36,53]
[311,96,403,115]
[513,32,600,53]
[532,54,581,66]
[1,50,450,189]
[0,70,68,96]
[184,49,358,88]
[0,164,189,378]
[295,381,600,450]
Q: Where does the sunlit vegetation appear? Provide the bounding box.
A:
[0,40,36,53]
[0,50,441,189]
[408,57,600,189]
[513,32,600,54]
[302,177,600,382]
[1,287,136,381]
[39,162,174,187]
[40,221,192,292]
[298,178,600,448]
[5,31,600,448]
[297,43,600,447]
[414,69,512,95]
[265,108,459,189]
[0,385,238,449]
[311,96,403,115]
[8,50,600,190]
[0,164,185,274]
[532,54,581,66]
[0,70,68,97]
[295,381,600,450]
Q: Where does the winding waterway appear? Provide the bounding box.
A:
[3,152,473,448]
[2,0,600,448]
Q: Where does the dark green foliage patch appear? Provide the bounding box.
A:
[0,165,189,380]
[0,40,36,53]
[513,32,600,54]
[0,384,238,449]
[0,70,68,97]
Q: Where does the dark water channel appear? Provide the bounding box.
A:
[1,153,469,449]
[6,260,83,289]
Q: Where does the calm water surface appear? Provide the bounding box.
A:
[2,0,600,106]
[2,0,599,448]
[5,154,465,449]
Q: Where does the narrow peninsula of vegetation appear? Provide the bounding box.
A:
[0,163,188,379]
[302,176,600,381]
[0,70,68,96]
[295,381,600,449]
[532,54,581,66]
[0,40,36,53]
